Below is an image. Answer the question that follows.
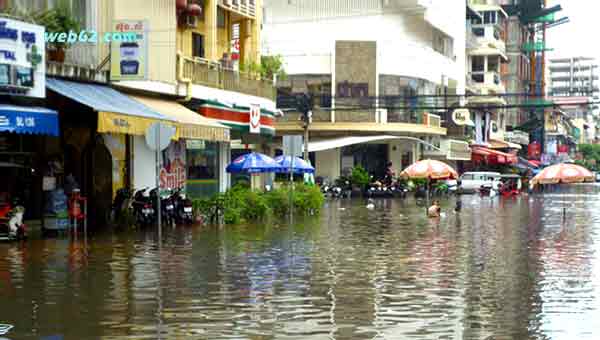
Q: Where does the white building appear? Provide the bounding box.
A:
[263,0,470,179]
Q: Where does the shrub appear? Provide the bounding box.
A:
[351,166,370,188]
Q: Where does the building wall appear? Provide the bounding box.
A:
[315,148,341,181]
[263,1,465,93]
[96,0,177,84]
[132,135,157,190]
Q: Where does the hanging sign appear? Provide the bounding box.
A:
[110,20,148,81]
[452,109,475,126]
[160,140,186,189]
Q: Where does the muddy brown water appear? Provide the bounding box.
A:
[1,185,599,339]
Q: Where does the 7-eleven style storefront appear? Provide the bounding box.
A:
[189,100,277,138]
[186,99,278,189]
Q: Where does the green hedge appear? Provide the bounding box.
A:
[193,184,324,225]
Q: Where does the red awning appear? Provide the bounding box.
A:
[472,146,518,165]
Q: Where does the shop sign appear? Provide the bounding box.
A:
[506,130,529,145]
[160,141,186,189]
[452,109,474,126]
[110,20,148,81]
[186,139,205,150]
[249,104,261,134]
[0,18,45,98]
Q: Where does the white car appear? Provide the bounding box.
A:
[459,172,502,193]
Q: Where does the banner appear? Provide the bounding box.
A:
[160,140,186,190]
[110,20,148,81]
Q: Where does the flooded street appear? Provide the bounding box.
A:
[1,186,600,340]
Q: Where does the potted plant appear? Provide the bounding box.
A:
[34,7,80,63]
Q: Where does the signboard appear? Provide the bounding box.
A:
[0,18,45,97]
[230,39,240,60]
[160,140,186,189]
[283,135,303,157]
[110,20,148,81]
[452,109,474,126]
[145,122,176,151]
[249,104,261,134]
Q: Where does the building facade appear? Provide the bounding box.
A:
[263,0,469,180]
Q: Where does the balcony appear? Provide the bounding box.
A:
[276,108,446,136]
[179,55,275,101]
[469,71,505,94]
[218,0,256,19]
[468,25,506,54]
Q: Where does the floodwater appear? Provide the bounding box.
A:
[1,186,600,340]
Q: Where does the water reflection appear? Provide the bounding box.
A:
[1,186,600,339]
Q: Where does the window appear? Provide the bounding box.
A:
[187,142,220,198]
[473,27,485,37]
[461,174,474,181]
[217,7,226,28]
[483,11,496,24]
[192,33,205,58]
[472,56,485,72]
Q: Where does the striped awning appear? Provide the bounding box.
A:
[129,95,230,142]
[47,78,175,136]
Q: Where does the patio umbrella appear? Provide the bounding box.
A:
[274,156,315,174]
[400,159,458,214]
[531,163,594,186]
[226,152,282,174]
[400,159,458,180]
[531,163,595,220]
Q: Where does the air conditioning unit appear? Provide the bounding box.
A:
[185,15,198,28]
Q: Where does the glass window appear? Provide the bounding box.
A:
[461,174,474,180]
[472,56,485,72]
[192,33,205,58]
[217,7,226,28]
[186,141,220,198]
[483,11,496,24]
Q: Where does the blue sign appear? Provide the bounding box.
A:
[0,105,59,136]
[0,21,18,41]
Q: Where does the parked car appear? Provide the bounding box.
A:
[596,172,600,182]
[459,172,502,194]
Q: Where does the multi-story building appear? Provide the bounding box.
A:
[2,0,278,223]
[549,57,599,145]
[263,0,471,180]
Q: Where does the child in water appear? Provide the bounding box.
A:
[428,200,441,218]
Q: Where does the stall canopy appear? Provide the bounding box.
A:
[46,78,174,136]
[472,146,518,165]
[0,104,59,136]
[129,95,230,142]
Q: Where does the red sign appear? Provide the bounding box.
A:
[558,144,569,154]
[528,141,541,160]
[160,158,186,189]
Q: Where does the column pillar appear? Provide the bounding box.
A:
[206,0,219,60]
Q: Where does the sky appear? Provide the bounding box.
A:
[546,0,597,59]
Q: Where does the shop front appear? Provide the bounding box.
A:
[187,99,277,190]
[127,94,230,199]
[0,18,55,219]
[46,78,174,226]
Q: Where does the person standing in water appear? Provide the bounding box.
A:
[428,200,441,218]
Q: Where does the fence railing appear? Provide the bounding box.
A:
[179,55,275,101]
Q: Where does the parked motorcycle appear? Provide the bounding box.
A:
[150,187,176,226]
[110,188,131,224]
[172,188,194,225]
[131,188,154,228]
[0,198,27,242]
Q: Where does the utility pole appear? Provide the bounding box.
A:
[296,93,313,161]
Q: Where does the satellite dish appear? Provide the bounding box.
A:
[145,122,176,151]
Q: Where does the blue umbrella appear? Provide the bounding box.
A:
[274,156,315,174]
[226,152,282,173]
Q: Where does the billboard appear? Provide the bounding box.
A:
[0,18,45,98]
[110,20,148,81]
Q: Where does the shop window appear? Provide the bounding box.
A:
[192,33,205,58]
[186,141,220,198]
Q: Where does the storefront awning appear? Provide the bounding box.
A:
[47,78,174,136]
[489,139,523,150]
[0,104,59,136]
[129,95,230,142]
[472,146,518,165]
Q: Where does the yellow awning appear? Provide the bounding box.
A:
[97,111,175,137]
[129,95,230,142]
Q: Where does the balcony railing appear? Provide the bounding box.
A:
[179,55,275,101]
[218,0,256,18]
